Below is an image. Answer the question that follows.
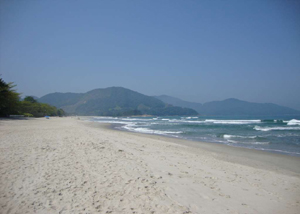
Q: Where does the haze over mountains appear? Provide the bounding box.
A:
[38,87,300,117]
[155,95,300,117]
[38,87,197,116]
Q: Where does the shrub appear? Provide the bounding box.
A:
[23,113,33,117]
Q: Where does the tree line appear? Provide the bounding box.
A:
[0,77,65,117]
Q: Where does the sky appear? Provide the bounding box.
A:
[1,0,300,109]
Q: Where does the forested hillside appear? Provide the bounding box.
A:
[39,87,197,116]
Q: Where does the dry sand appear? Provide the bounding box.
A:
[0,117,299,214]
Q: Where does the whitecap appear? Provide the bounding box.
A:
[223,134,233,139]
[223,134,257,139]
[205,119,261,125]
[123,125,183,135]
[93,116,117,120]
[254,126,300,131]
[287,119,300,126]
[121,118,142,121]
[252,142,269,145]
[227,140,238,143]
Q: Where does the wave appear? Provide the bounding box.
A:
[205,119,261,125]
[223,134,257,139]
[123,125,183,135]
[120,118,143,121]
[93,116,118,120]
[222,135,269,145]
[226,140,269,145]
[287,119,300,126]
[157,119,200,124]
[260,119,284,123]
[252,142,270,145]
[254,126,300,131]
[95,120,136,126]
[169,119,262,125]
[256,148,300,156]
[180,120,206,123]
[136,118,270,125]
[181,116,199,119]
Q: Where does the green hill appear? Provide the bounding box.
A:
[39,87,198,116]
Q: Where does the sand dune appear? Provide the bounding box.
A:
[0,117,299,213]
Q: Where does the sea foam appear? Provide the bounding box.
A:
[287,119,300,126]
[124,125,183,135]
[223,134,257,139]
[254,126,300,131]
[205,119,261,125]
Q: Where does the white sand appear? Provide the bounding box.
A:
[0,117,299,214]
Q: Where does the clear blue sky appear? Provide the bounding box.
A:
[1,0,300,109]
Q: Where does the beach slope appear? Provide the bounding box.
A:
[0,117,299,213]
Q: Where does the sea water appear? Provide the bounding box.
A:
[90,116,300,156]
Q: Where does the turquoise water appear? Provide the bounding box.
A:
[90,116,300,156]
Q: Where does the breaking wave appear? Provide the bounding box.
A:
[254,126,300,131]
[205,119,261,125]
[89,116,300,157]
[223,134,257,139]
[287,119,300,126]
[123,125,183,135]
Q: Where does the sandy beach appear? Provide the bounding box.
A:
[0,117,299,214]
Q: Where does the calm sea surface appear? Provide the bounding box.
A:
[89,115,300,156]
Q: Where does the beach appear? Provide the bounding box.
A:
[0,117,299,214]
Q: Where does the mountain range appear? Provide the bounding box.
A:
[154,95,300,116]
[38,87,300,117]
[38,87,197,116]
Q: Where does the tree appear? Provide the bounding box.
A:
[24,96,37,103]
[0,78,20,117]
[0,77,66,117]
[19,101,63,117]
[57,109,65,117]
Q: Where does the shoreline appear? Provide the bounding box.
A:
[1,117,299,213]
[85,119,300,176]
[84,116,300,158]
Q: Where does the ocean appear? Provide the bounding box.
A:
[89,116,300,157]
